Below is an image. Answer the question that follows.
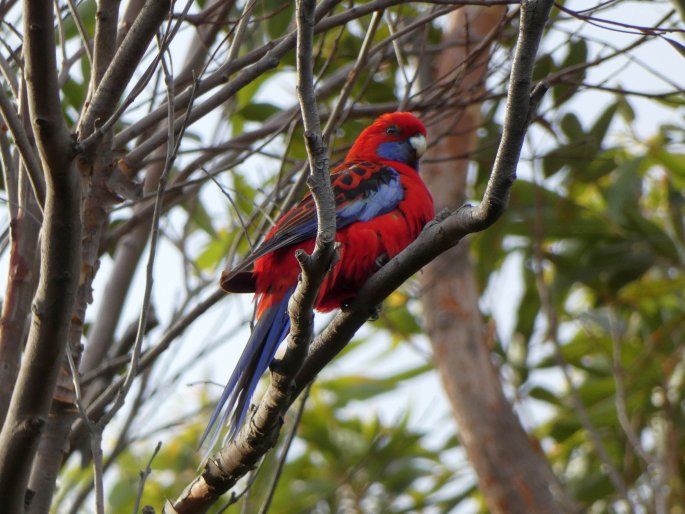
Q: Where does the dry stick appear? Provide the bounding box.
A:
[0,89,45,210]
[134,441,163,514]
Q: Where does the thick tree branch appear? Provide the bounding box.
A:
[0,85,42,430]
[0,168,41,430]
[0,0,81,512]
[90,0,122,91]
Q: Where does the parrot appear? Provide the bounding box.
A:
[201,112,434,449]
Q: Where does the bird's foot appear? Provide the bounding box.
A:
[368,303,382,321]
[374,253,389,270]
[424,208,451,230]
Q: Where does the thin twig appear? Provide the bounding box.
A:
[0,89,45,210]
[64,0,93,64]
[97,48,199,429]
[133,441,163,514]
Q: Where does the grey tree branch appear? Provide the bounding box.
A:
[78,0,171,141]
[0,89,45,210]
[0,0,81,512]
[89,0,121,93]
[0,81,42,431]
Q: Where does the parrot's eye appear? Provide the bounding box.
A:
[385,125,401,136]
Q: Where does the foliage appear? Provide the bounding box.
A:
[472,78,685,512]
[0,0,683,513]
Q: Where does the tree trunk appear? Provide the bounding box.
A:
[421,6,575,513]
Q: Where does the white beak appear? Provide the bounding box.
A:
[409,133,427,158]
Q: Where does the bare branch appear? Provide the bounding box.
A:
[164,0,338,511]
[78,0,171,141]
[134,441,162,514]
[0,0,81,511]
[0,86,45,209]
[90,0,121,91]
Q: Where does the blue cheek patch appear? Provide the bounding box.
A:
[376,141,413,164]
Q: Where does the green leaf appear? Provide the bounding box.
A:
[603,157,642,225]
[321,364,433,406]
[238,102,280,122]
[528,385,563,406]
[59,0,97,42]
[560,112,584,141]
[589,102,618,146]
[552,38,587,107]
[266,0,294,39]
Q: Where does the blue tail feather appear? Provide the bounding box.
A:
[200,287,294,453]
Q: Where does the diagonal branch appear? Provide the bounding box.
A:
[293,0,554,405]
[78,0,171,141]
[0,90,45,210]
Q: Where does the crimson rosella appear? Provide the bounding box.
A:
[202,112,434,448]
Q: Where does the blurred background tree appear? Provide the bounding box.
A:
[0,0,683,512]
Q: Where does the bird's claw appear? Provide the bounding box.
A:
[424,208,451,230]
[374,254,389,270]
[368,303,382,321]
[340,298,381,319]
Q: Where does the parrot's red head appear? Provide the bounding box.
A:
[346,112,427,170]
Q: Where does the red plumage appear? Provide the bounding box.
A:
[253,112,434,316]
[203,112,434,447]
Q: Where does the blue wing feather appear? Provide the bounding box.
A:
[220,162,404,288]
[200,287,294,453]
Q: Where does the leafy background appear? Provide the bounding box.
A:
[1,0,684,512]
